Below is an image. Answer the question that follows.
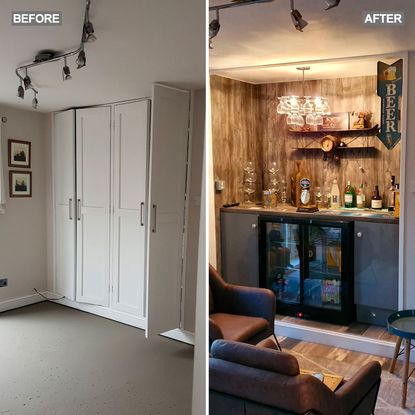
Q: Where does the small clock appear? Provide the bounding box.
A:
[321,135,337,153]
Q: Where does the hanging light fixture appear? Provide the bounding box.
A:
[62,57,72,80]
[14,0,96,108]
[290,0,308,32]
[276,67,331,128]
[209,9,221,49]
[325,0,341,10]
[17,80,25,99]
[82,0,96,42]
[32,90,38,109]
[76,45,86,69]
[23,69,33,90]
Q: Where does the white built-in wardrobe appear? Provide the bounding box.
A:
[53,84,193,339]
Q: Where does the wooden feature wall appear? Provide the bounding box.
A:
[211,75,401,268]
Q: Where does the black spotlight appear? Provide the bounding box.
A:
[76,47,86,69]
[325,0,341,10]
[290,0,308,32]
[23,69,33,90]
[83,21,96,42]
[209,9,221,49]
[17,81,24,99]
[62,57,72,81]
[32,91,38,109]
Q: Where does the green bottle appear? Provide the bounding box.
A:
[344,180,355,208]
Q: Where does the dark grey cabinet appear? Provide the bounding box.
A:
[354,221,399,326]
[220,212,259,287]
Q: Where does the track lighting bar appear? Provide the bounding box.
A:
[209,0,274,12]
[14,0,96,109]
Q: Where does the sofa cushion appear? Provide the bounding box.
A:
[211,340,299,376]
[209,313,269,342]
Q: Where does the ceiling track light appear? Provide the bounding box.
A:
[209,0,274,49]
[209,9,221,49]
[325,0,341,10]
[14,0,96,109]
[290,0,308,32]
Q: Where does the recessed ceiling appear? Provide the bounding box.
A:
[209,0,415,83]
[0,0,205,112]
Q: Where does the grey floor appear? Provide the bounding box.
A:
[0,302,194,415]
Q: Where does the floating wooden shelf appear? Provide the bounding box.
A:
[293,146,377,152]
[288,125,379,134]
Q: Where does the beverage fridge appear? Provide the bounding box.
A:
[259,216,355,325]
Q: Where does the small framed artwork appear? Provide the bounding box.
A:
[8,139,31,168]
[321,112,350,131]
[9,171,32,198]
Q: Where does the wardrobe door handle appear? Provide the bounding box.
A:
[140,202,144,226]
[152,204,157,233]
[69,198,73,220]
[77,199,81,221]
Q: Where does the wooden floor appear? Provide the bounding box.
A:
[276,314,397,343]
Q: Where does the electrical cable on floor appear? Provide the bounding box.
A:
[34,288,65,301]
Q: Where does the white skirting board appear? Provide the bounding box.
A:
[160,328,195,345]
[275,319,415,363]
[0,293,46,313]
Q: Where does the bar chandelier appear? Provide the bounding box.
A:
[15,0,96,109]
[277,67,331,127]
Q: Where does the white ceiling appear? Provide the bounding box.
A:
[209,0,415,83]
[0,0,205,112]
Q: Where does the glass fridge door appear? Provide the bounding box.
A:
[304,224,343,311]
[264,222,301,304]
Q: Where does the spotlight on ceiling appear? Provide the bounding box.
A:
[17,81,24,99]
[32,91,38,109]
[76,47,86,69]
[62,57,72,81]
[82,0,96,42]
[23,69,33,90]
[325,0,341,10]
[209,9,221,49]
[290,0,308,31]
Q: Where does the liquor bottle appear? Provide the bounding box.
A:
[394,184,400,219]
[344,180,355,208]
[330,179,340,209]
[371,185,382,210]
[388,175,396,212]
[356,183,365,209]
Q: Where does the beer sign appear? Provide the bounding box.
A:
[377,59,402,150]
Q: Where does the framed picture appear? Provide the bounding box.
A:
[9,171,32,198]
[8,139,31,168]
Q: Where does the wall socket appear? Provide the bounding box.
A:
[0,278,8,287]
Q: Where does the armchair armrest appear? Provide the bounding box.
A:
[335,361,381,414]
[209,318,224,342]
[219,284,276,326]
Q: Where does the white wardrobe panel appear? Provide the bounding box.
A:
[54,110,76,300]
[76,107,111,307]
[146,85,190,337]
[112,101,149,316]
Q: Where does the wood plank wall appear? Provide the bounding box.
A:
[211,74,401,268]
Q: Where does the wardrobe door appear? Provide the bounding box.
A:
[76,107,111,306]
[54,110,76,300]
[112,100,149,316]
[146,84,190,337]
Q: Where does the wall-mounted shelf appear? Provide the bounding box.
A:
[288,125,379,134]
[293,146,377,152]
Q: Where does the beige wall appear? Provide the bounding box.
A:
[0,106,49,302]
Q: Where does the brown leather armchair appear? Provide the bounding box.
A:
[209,265,279,349]
[210,339,381,415]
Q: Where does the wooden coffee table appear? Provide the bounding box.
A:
[300,369,343,391]
[388,310,415,408]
